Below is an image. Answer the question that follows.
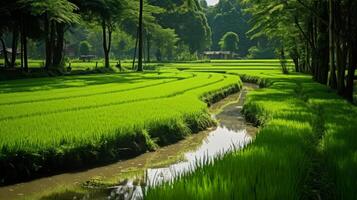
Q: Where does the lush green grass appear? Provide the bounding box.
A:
[1,59,356,199]
[0,70,242,184]
[0,59,159,71]
[146,62,357,199]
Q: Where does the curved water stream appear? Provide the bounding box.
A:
[107,83,258,200]
[0,83,257,200]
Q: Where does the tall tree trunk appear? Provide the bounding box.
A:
[20,25,24,69]
[328,0,337,88]
[279,46,288,74]
[102,21,111,68]
[10,25,19,68]
[147,32,151,63]
[344,42,356,101]
[21,29,28,72]
[290,45,300,72]
[0,37,9,68]
[314,0,329,85]
[21,16,28,72]
[336,38,347,95]
[344,2,356,101]
[132,28,139,70]
[45,16,52,69]
[308,17,319,81]
[305,40,311,73]
[50,22,56,66]
[53,23,65,67]
[316,32,329,84]
[137,0,144,72]
[335,1,347,96]
[24,36,28,72]
[108,27,112,66]
[292,56,299,72]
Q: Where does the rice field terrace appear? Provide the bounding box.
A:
[0,59,356,200]
[0,69,242,184]
[2,0,357,199]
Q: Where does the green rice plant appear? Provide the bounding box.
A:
[1,59,356,199]
[0,70,242,184]
[146,75,316,199]
[0,73,225,120]
[146,60,357,199]
[146,120,313,200]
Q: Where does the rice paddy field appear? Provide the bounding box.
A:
[0,68,243,184]
[0,59,356,200]
[145,61,357,199]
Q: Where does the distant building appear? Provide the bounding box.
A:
[203,51,238,59]
[79,55,96,62]
[64,45,77,58]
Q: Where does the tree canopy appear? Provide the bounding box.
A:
[148,0,212,53]
[219,31,239,53]
[242,0,357,100]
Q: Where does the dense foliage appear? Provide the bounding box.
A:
[149,0,212,54]
[219,31,239,52]
[242,0,357,101]
[0,0,214,65]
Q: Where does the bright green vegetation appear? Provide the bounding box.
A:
[0,60,356,200]
[0,59,134,71]
[146,61,357,199]
[1,0,356,197]
[0,70,242,183]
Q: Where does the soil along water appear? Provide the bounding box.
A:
[0,83,257,200]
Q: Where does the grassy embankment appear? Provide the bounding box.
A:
[0,71,242,184]
[146,61,357,199]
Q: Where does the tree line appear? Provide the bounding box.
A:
[243,0,357,101]
[0,0,213,70]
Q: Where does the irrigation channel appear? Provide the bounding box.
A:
[0,83,258,200]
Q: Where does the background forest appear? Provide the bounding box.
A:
[0,0,274,63]
[0,0,356,99]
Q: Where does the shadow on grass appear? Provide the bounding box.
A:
[0,72,187,93]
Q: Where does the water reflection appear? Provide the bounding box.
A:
[146,127,251,186]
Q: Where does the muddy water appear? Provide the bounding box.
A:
[0,83,257,200]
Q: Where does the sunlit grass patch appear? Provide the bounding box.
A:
[0,71,242,183]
